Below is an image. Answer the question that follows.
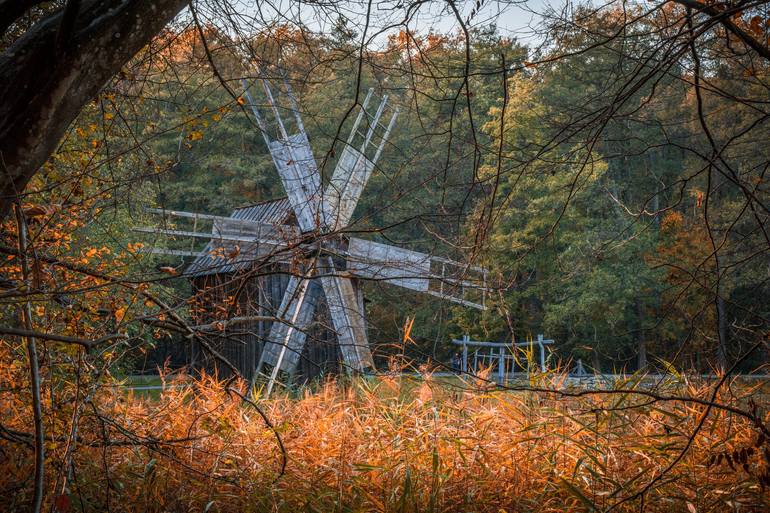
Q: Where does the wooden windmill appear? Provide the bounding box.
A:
[139,73,489,394]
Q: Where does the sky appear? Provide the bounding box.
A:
[410,0,550,42]
[212,0,555,48]
[355,0,552,47]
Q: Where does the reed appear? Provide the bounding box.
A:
[0,368,767,512]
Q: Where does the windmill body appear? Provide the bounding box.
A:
[139,76,488,393]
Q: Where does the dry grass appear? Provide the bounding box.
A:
[1,369,768,512]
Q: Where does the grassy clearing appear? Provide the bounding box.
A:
[2,372,768,512]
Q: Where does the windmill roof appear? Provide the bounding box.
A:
[230,196,294,224]
[186,197,294,277]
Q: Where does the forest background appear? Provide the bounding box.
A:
[13,7,764,375]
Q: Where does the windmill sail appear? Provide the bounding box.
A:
[346,238,431,291]
[243,80,326,233]
[318,257,373,371]
[259,274,322,373]
[268,132,325,232]
[324,90,399,231]
[346,237,488,310]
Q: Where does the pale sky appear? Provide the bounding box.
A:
[208,0,554,48]
[410,0,550,42]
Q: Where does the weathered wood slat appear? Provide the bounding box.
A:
[213,217,298,239]
[144,207,231,222]
[260,274,322,373]
[133,226,275,244]
[346,237,431,291]
[143,248,202,257]
[346,237,488,310]
[325,145,375,230]
[319,257,373,371]
[423,290,485,310]
[268,132,325,232]
[323,92,398,231]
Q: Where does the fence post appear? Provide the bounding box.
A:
[461,335,468,373]
[498,345,505,383]
[538,334,545,372]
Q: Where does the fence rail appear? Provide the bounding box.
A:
[450,334,554,383]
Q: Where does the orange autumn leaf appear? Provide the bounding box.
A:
[23,204,50,218]
[227,245,240,259]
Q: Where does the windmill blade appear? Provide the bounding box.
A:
[242,80,326,233]
[346,237,431,291]
[324,146,375,231]
[259,274,323,374]
[268,132,326,232]
[318,256,373,371]
[346,237,489,310]
[324,90,399,230]
[141,206,302,246]
[134,208,303,275]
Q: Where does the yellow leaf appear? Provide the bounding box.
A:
[188,130,203,141]
[114,306,127,322]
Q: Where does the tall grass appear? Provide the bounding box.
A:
[1,370,768,512]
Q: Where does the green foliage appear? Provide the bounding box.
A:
[54,18,768,373]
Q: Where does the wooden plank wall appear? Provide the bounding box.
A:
[188,265,343,383]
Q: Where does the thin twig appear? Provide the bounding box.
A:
[14,203,44,513]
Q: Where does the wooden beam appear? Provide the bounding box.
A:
[132,227,284,246]
[190,316,274,332]
[142,248,202,257]
[144,207,227,221]
[450,338,554,347]
[424,290,485,310]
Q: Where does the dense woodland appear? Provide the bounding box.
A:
[1,1,769,511]
[17,11,765,374]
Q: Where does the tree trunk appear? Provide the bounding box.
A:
[636,335,647,371]
[0,0,188,218]
[592,325,601,373]
[712,165,728,371]
[636,299,647,371]
[716,287,728,370]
